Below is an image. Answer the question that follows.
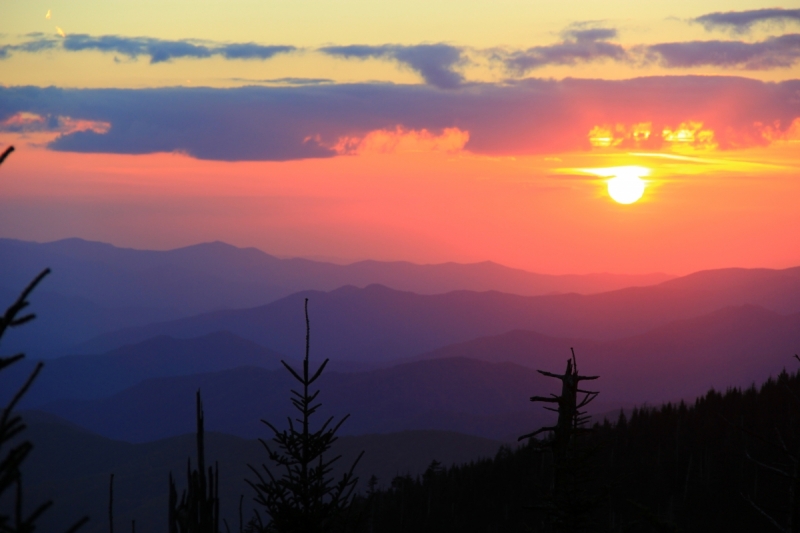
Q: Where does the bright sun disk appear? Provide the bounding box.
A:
[581,166,650,204]
[607,174,645,204]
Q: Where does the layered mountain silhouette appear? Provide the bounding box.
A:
[0,237,671,355]
[17,303,798,445]
[412,305,800,404]
[38,358,551,442]
[1,331,285,406]
[0,238,671,310]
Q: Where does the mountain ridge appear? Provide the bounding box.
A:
[67,269,800,361]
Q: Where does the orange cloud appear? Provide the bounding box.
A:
[333,126,469,155]
[0,112,110,135]
[58,117,111,135]
[662,121,716,150]
[587,121,720,151]
[1,112,47,129]
[756,117,800,143]
[588,122,654,148]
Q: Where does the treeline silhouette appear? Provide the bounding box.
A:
[355,368,800,532]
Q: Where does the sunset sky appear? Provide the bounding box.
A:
[1,1,799,274]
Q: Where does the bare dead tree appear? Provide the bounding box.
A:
[519,348,600,532]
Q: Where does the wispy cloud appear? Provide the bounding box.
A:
[646,34,800,69]
[500,26,627,74]
[0,33,295,64]
[3,28,800,83]
[61,34,296,63]
[0,37,60,58]
[694,8,800,34]
[319,44,466,89]
[228,77,334,86]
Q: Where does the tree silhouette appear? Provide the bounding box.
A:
[0,271,90,533]
[0,145,87,532]
[736,355,800,533]
[519,348,601,532]
[168,390,221,533]
[247,298,363,533]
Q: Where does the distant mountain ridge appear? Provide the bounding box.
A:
[71,263,800,362]
[0,237,672,355]
[0,238,673,310]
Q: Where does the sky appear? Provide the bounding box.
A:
[1,1,799,274]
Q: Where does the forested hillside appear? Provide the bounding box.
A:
[357,368,800,532]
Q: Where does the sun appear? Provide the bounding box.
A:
[607,170,646,204]
[581,166,650,204]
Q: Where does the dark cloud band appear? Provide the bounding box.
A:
[1,77,798,161]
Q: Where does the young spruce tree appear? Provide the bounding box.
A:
[168,390,220,533]
[247,298,363,533]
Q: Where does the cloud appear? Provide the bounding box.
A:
[0,111,110,135]
[4,29,799,80]
[320,44,465,89]
[1,77,798,161]
[694,8,800,34]
[501,27,627,74]
[333,126,469,155]
[228,77,334,86]
[563,27,619,42]
[646,34,800,69]
[2,33,295,64]
[0,37,59,59]
[586,121,719,150]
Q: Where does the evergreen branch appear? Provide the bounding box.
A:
[308,359,329,384]
[744,450,793,478]
[1,362,43,430]
[741,492,788,532]
[0,145,14,165]
[64,516,90,533]
[518,426,556,441]
[281,361,304,384]
[1,268,50,338]
[0,354,25,373]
